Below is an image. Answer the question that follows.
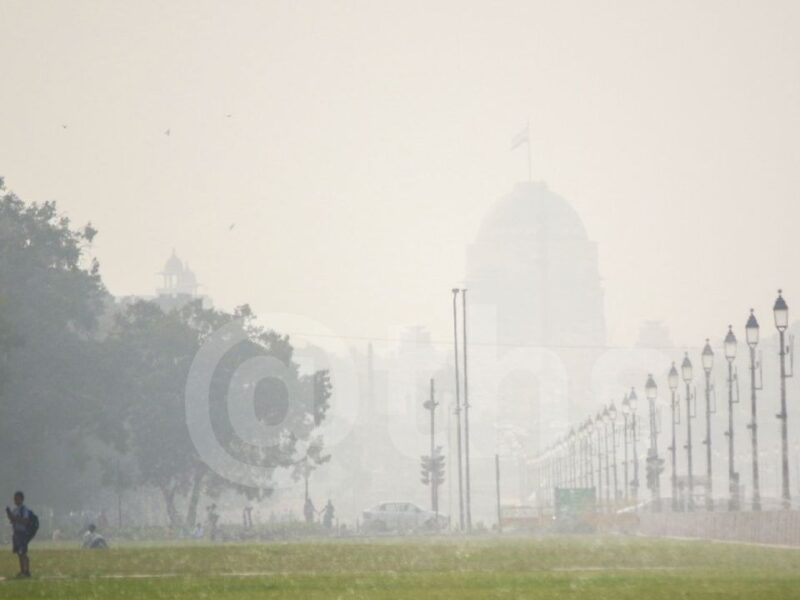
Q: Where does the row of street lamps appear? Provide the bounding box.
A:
[533,290,793,512]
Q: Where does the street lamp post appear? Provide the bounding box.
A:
[701,339,715,511]
[586,418,595,493]
[682,353,696,511]
[668,363,680,511]
[450,288,465,530]
[596,412,606,511]
[568,428,577,487]
[646,374,661,512]
[773,290,792,510]
[724,325,740,511]
[629,388,640,505]
[609,403,619,503]
[601,409,611,508]
[461,289,473,530]
[621,393,631,502]
[577,425,586,487]
[746,309,762,511]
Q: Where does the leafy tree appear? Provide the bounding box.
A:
[106,300,332,528]
[0,177,108,510]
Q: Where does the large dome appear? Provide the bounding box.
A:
[475,181,588,244]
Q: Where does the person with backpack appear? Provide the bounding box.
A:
[320,499,335,530]
[5,491,37,578]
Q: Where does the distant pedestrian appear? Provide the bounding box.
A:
[242,505,253,529]
[206,504,220,541]
[304,497,316,525]
[82,524,108,549]
[6,491,38,578]
[321,500,335,529]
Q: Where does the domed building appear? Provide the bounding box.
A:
[466,181,606,465]
[158,249,199,298]
[467,181,605,349]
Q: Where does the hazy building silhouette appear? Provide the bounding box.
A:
[466,181,606,464]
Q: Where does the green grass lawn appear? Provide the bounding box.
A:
[2,536,800,599]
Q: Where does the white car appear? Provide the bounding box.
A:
[362,502,447,532]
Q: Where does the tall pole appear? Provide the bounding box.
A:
[727,359,737,510]
[451,289,464,530]
[746,310,762,512]
[778,327,791,509]
[526,120,532,182]
[704,368,713,511]
[670,388,678,511]
[462,289,472,531]
[646,374,661,512]
[603,420,611,507]
[495,454,502,533]
[611,420,619,502]
[685,379,694,511]
[426,379,438,514]
[632,412,639,505]
[595,427,603,508]
[623,413,629,501]
[585,433,592,488]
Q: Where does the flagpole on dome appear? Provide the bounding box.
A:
[511,123,532,182]
[526,120,532,182]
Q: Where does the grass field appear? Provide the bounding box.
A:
[2,535,800,599]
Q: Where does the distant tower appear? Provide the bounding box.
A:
[158,249,199,297]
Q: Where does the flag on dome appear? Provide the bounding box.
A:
[511,125,529,150]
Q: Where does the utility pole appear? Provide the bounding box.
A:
[451,289,464,530]
[495,454,502,533]
[622,394,630,502]
[462,289,472,531]
[423,379,439,513]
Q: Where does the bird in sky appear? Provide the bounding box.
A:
[62,124,67,129]
[229,223,236,231]
[164,129,170,136]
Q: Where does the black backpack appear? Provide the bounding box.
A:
[26,511,39,540]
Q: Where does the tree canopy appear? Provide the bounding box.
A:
[0,178,332,523]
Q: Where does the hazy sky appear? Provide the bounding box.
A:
[2,0,799,351]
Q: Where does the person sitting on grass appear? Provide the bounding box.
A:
[81,524,108,549]
[6,491,33,578]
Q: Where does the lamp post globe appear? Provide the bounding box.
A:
[668,362,679,392]
[745,309,759,348]
[724,326,737,362]
[702,339,714,374]
[646,374,657,401]
[681,353,693,383]
[774,290,789,332]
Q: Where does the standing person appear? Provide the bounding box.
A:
[303,497,316,525]
[321,500,335,529]
[206,504,220,541]
[6,491,36,578]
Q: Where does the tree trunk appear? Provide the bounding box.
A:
[160,484,183,529]
[184,468,206,528]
